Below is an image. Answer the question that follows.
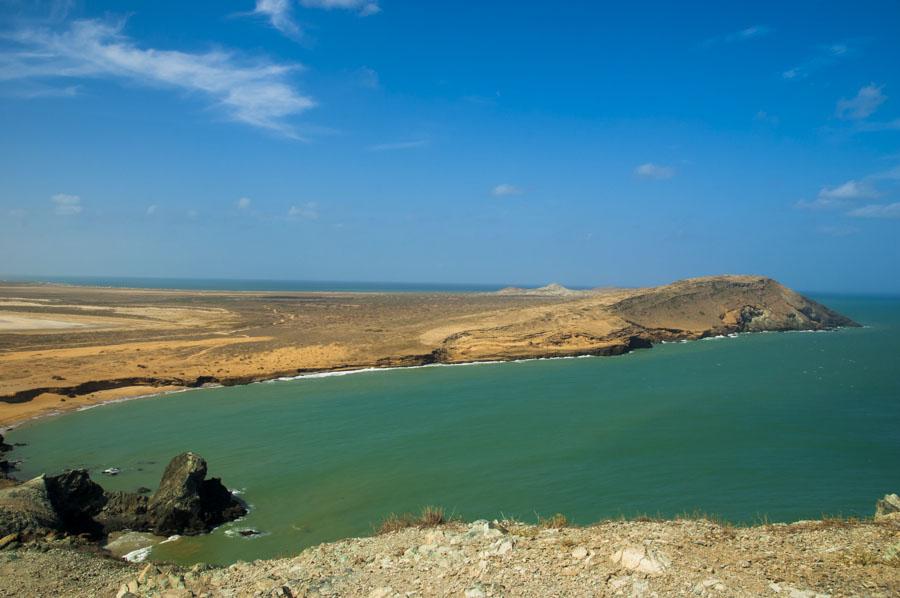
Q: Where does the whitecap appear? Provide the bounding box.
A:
[122,546,152,563]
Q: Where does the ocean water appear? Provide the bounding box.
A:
[6,295,899,566]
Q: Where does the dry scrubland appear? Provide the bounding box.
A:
[0,275,854,426]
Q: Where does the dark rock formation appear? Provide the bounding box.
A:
[0,452,243,540]
[147,452,246,535]
[0,434,13,482]
[45,470,106,536]
[96,490,150,532]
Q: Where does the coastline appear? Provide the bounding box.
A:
[1,323,861,433]
[1,275,859,430]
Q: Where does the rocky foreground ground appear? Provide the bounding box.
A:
[1,511,898,597]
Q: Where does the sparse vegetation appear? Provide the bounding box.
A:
[376,506,449,534]
[537,513,570,528]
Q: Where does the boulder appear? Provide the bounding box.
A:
[96,491,150,533]
[146,452,246,535]
[0,434,11,453]
[0,476,61,536]
[45,469,107,535]
[876,493,900,519]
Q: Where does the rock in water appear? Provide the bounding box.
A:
[0,434,11,453]
[876,493,900,518]
[147,452,246,535]
[0,476,61,536]
[45,469,107,535]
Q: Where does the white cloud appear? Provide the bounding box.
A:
[836,84,886,120]
[8,208,27,219]
[146,204,157,215]
[491,183,523,197]
[796,179,879,210]
[368,140,428,151]
[236,197,252,209]
[634,163,675,180]
[288,202,318,219]
[51,192,81,215]
[300,0,381,15]
[819,180,878,200]
[253,0,302,40]
[847,202,900,219]
[0,19,315,137]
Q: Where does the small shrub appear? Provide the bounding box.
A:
[538,513,569,528]
[376,506,447,535]
[419,505,445,527]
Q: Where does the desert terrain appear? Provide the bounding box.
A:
[0,275,855,427]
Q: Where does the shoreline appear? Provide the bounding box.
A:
[1,275,860,430]
[1,324,861,433]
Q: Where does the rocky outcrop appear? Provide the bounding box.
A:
[147,452,246,536]
[0,433,13,482]
[876,493,900,519]
[45,470,106,536]
[97,491,150,533]
[0,453,243,539]
[0,476,60,536]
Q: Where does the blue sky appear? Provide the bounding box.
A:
[1,1,899,292]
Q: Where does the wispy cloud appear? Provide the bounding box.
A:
[288,202,319,219]
[491,183,523,197]
[0,19,315,137]
[146,204,157,216]
[847,202,900,219]
[819,180,878,200]
[782,42,852,80]
[835,84,886,120]
[236,197,252,209]
[300,0,381,16]
[634,163,675,180]
[51,192,81,215]
[796,179,879,210]
[368,140,428,151]
[701,25,773,48]
[253,0,302,40]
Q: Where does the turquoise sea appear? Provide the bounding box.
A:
[5,295,899,565]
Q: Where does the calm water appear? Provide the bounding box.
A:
[6,296,899,565]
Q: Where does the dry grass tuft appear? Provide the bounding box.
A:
[538,513,570,529]
[377,506,448,535]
